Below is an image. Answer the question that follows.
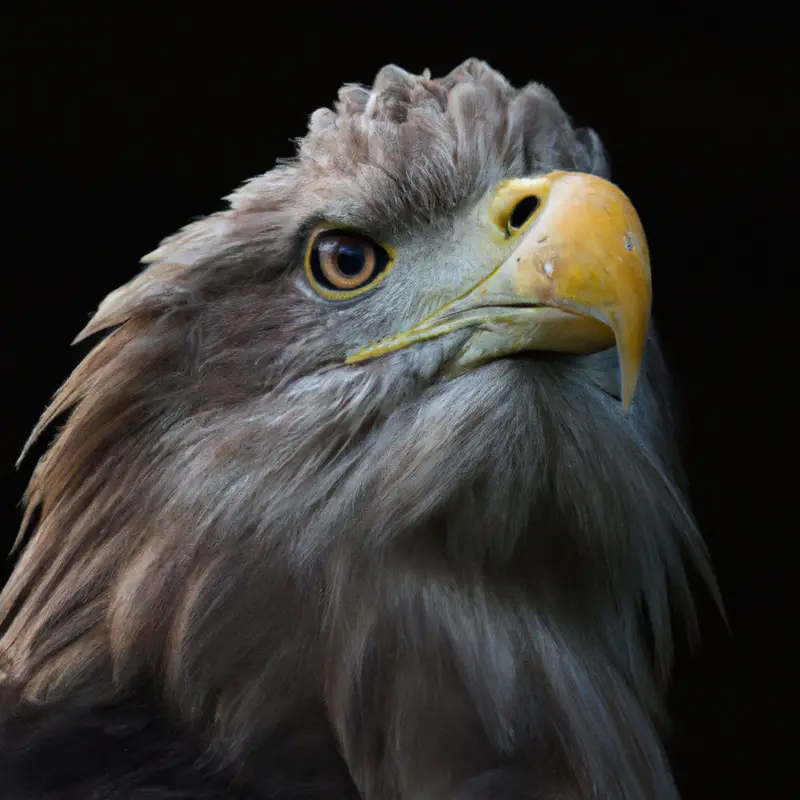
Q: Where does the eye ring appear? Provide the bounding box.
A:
[305,228,394,300]
[506,195,541,235]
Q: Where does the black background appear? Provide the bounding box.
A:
[1,13,795,797]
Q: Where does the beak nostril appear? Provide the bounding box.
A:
[507,196,541,233]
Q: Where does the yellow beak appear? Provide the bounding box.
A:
[346,171,652,409]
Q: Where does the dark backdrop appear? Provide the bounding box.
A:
[1,14,795,798]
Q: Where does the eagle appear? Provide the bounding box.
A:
[0,59,717,799]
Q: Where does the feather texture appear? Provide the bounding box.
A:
[0,59,718,799]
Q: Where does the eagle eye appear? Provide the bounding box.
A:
[507,195,540,234]
[306,229,393,299]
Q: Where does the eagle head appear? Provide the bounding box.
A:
[0,59,716,798]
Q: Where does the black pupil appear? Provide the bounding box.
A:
[336,243,367,276]
[508,195,540,230]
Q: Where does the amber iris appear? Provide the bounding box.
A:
[307,229,393,299]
